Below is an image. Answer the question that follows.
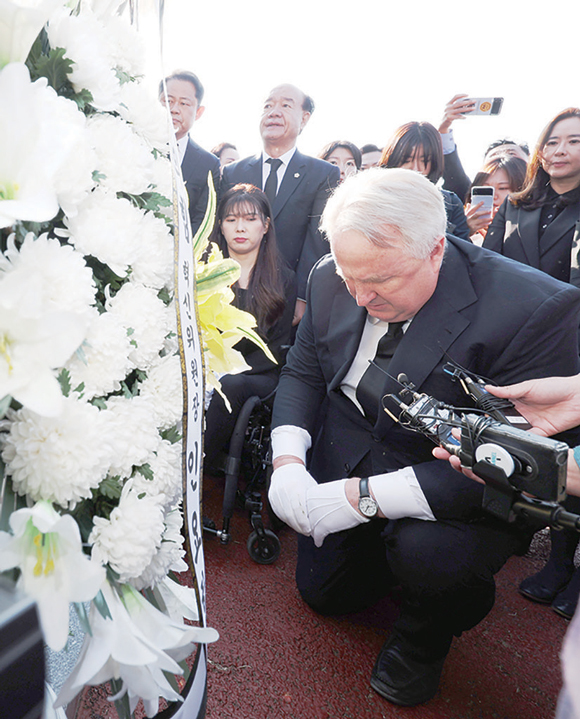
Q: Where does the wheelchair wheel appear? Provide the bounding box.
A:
[247,528,281,565]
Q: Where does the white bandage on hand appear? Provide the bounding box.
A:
[306,479,369,548]
[268,463,317,535]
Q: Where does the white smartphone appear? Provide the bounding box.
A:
[466,98,504,116]
[471,186,494,215]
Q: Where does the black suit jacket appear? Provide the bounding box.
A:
[442,189,470,241]
[272,236,580,520]
[484,198,580,286]
[221,150,340,297]
[181,137,220,239]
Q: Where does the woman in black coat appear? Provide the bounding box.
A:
[484,108,580,286]
[484,108,580,620]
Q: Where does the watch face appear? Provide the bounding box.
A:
[359,496,378,518]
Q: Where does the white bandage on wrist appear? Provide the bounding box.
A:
[368,468,435,521]
[306,478,368,547]
[271,425,312,463]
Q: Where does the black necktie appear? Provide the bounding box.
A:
[356,322,405,423]
[264,158,282,205]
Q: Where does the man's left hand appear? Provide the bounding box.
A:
[306,478,369,547]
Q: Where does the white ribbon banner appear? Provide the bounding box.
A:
[160,100,208,719]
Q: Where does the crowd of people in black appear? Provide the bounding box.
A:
[160,70,580,713]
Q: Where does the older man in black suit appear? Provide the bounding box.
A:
[268,168,580,707]
[159,70,220,238]
[221,83,340,324]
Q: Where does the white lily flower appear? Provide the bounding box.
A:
[156,575,201,623]
[0,0,63,68]
[0,232,90,415]
[0,501,105,651]
[0,62,86,228]
[55,580,219,717]
[0,297,86,416]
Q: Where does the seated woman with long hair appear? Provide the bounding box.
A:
[380,121,470,241]
[203,183,297,472]
[464,155,527,244]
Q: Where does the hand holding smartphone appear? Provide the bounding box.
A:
[471,186,495,216]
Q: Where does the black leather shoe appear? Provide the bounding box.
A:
[552,594,577,620]
[519,569,572,604]
[370,635,446,706]
[552,570,580,620]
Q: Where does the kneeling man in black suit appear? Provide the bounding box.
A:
[269,168,580,706]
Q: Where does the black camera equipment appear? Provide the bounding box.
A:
[0,579,45,719]
[382,366,580,532]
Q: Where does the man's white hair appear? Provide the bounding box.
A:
[320,168,447,260]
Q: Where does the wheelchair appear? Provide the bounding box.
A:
[202,390,282,564]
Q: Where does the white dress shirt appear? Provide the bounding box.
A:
[341,315,410,414]
[176,134,188,164]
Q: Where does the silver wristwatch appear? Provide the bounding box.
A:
[358,477,378,518]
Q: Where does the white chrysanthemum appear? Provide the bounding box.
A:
[87,113,154,195]
[66,310,134,400]
[8,65,95,219]
[118,80,170,152]
[64,188,143,277]
[2,398,113,508]
[90,481,166,582]
[103,395,160,479]
[47,7,121,111]
[102,12,145,76]
[131,438,182,509]
[139,354,182,430]
[0,233,96,320]
[0,63,85,228]
[107,283,172,370]
[131,211,174,290]
[130,507,186,590]
[53,126,98,218]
